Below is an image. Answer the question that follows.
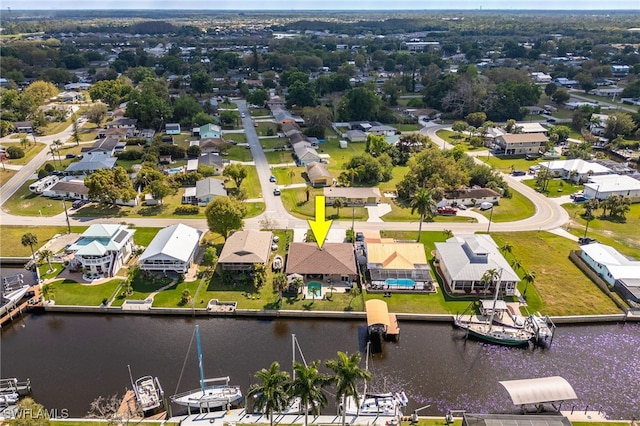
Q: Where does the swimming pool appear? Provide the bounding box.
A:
[167,168,183,174]
[307,281,322,296]
[385,278,415,287]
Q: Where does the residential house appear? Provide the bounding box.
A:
[64,82,92,91]
[56,91,83,102]
[444,187,502,207]
[583,174,640,201]
[12,121,33,133]
[218,230,273,271]
[538,159,612,183]
[580,243,640,304]
[65,151,117,175]
[516,122,548,134]
[165,123,181,135]
[273,109,297,125]
[434,234,520,296]
[198,153,229,174]
[200,137,229,154]
[346,129,367,142]
[366,242,434,291]
[281,121,303,138]
[589,114,609,137]
[610,65,630,77]
[68,224,135,277]
[293,142,322,166]
[323,187,381,206]
[369,125,397,136]
[186,159,198,172]
[106,117,137,129]
[138,129,156,142]
[531,72,552,83]
[199,123,222,139]
[138,223,202,274]
[97,127,134,140]
[181,177,227,205]
[285,242,358,287]
[306,162,334,187]
[494,133,548,156]
[83,136,121,156]
[267,96,286,110]
[42,177,89,201]
[289,132,308,146]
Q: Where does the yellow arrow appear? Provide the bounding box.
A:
[308,195,333,249]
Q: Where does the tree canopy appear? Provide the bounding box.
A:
[204,196,247,240]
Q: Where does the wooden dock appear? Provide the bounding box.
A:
[117,390,167,421]
[0,286,42,328]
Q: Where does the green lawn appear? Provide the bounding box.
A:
[225,165,262,199]
[131,227,162,246]
[255,122,278,136]
[280,187,368,220]
[2,181,66,216]
[265,150,295,164]
[480,155,544,173]
[111,272,174,307]
[223,133,248,144]
[522,177,583,197]
[244,201,266,218]
[0,226,86,257]
[226,145,253,162]
[435,130,485,151]
[271,166,307,185]
[395,124,422,132]
[249,108,270,116]
[491,232,621,316]
[563,202,640,258]
[474,187,536,223]
[261,138,290,149]
[381,200,477,223]
[3,141,46,166]
[46,279,123,306]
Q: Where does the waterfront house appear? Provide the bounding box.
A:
[306,162,333,187]
[68,224,135,278]
[181,177,227,206]
[138,224,202,274]
[218,231,273,271]
[579,243,640,304]
[494,133,548,156]
[323,187,381,206]
[366,242,434,291]
[583,174,640,202]
[286,243,358,289]
[434,234,520,296]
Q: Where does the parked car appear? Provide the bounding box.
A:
[65,153,77,159]
[72,200,87,209]
[547,118,557,123]
[457,204,467,210]
[512,170,526,176]
[437,206,458,216]
[269,175,276,183]
[356,232,365,242]
[578,237,597,245]
[479,202,494,210]
[573,195,587,202]
[273,187,281,196]
[271,243,278,251]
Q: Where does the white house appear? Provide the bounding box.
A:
[68,224,135,278]
[434,235,520,296]
[583,174,640,201]
[538,159,612,183]
[138,224,202,274]
[579,243,640,304]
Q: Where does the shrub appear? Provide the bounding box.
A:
[6,146,25,159]
[174,205,200,215]
[116,150,144,160]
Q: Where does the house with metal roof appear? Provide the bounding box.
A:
[65,151,117,175]
[366,242,434,291]
[579,243,640,304]
[494,133,548,156]
[306,162,333,187]
[199,123,222,139]
[218,231,273,271]
[181,177,227,206]
[68,224,135,278]
[584,174,640,201]
[293,142,321,166]
[138,224,202,274]
[165,123,181,135]
[285,242,358,287]
[434,234,520,296]
[539,159,612,183]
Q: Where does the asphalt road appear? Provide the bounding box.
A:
[0,112,571,239]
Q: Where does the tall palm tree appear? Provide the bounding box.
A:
[522,271,536,297]
[247,361,291,426]
[332,198,344,218]
[500,242,513,254]
[481,268,500,294]
[326,351,372,426]
[21,233,38,263]
[290,361,329,426]
[510,257,522,272]
[410,188,435,242]
[442,229,453,239]
[39,249,54,272]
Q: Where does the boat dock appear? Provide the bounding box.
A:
[117,390,167,421]
[0,378,31,395]
[0,286,42,328]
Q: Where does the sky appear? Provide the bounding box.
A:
[4,0,640,10]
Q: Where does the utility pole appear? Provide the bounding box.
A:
[61,199,72,234]
[487,205,494,234]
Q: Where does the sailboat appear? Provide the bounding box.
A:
[127,365,164,415]
[454,269,535,347]
[170,325,243,411]
[341,342,407,416]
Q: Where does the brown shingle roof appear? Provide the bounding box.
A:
[285,243,357,275]
[306,162,333,181]
[218,231,272,265]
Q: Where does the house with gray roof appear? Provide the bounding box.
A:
[580,243,640,304]
[434,234,520,296]
[181,177,227,206]
[139,223,202,273]
[495,133,548,156]
[306,162,334,187]
[346,129,367,142]
[293,142,321,166]
[218,230,273,271]
[198,153,229,174]
[42,178,89,201]
[68,224,135,277]
[65,151,117,175]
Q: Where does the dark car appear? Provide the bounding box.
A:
[65,153,77,159]
[72,200,87,209]
[578,237,597,245]
[547,118,557,123]
[511,170,526,176]
[355,232,365,242]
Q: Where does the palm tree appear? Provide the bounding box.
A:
[442,229,453,239]
[247,362,291,426]
[481,268,500,294]
[273,273,287,302]
[410,188,435,242]
[327,285,336,299]
[510,257,522,272]
[309,287,319,302]
[500,242,513,254]
[39,249,54,273]
[41,283,54,302]
[290,361,329,426]
[52,139,63,164]
[332,198,344,218]
[326,351,372,426]
[21,233,38,263]
[522,271,536,298]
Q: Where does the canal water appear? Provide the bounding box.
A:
[1,314,639,420]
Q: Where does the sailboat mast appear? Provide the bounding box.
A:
[127,364,139,400]
[292,334,296,381]
[363,341,370,398]
[487,269,503,331]
[195,325,206,393]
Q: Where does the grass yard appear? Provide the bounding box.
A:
[474,187,536,223]
[0,169,17,187]
[261,138,290,149]
[271,166,307,185]
[111,273,174,307]
[522,177,583,197]
[436,130,485,151]
[265,150,295,165]
[223,133,247,144]
[224,165,262,199]
[249,108,270,116]
[563,202,640,258]
[280,187,368,220]
[3,141,46,166]
[480,155,544,173]
[0,225,86,257]
[244,201,266,218]
[130,227,162,246]
[381,200,477,223]
[395,123,422,132]
[226,145,253,162]
[45,279,123,306]
[255,122,278,136]
[2,181,66,216]
[491,231,621,316]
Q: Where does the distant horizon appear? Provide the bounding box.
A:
[3,0,639,12]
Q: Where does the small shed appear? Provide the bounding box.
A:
[339,140,348,149]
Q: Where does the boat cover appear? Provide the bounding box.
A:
[366,300,390,328]
[499,376,577,405]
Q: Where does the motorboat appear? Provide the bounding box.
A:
[170,326,243,411]
[272,255,283,271]
[0,284,30,317]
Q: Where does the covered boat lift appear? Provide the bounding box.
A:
[499,376,578,413]
[365,299,399,340]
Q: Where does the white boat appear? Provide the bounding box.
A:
[0,285,30,317]
[170,325,243,411]
[0,392,19,405]
[341,342,407,416]
[128,366,164,414]
[272,255,283,271]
